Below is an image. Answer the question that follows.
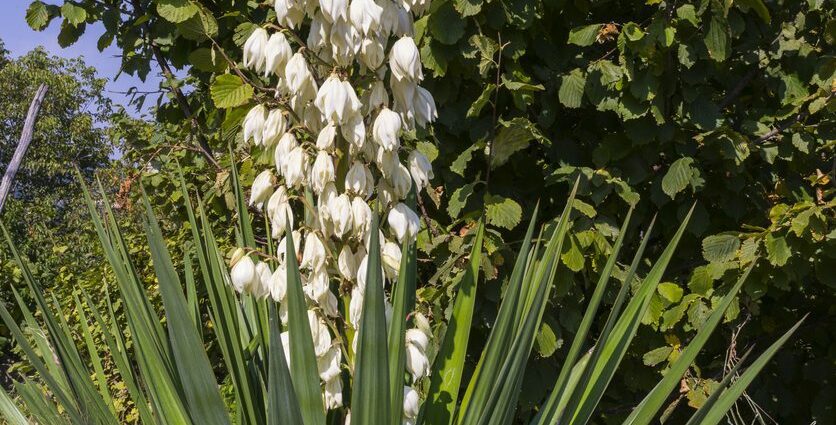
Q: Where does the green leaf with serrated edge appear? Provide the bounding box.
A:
[157,0,198,23]
[448,183,475,218]
[485,195,522,229]
[536,206,635,424]
[704,15,729,61]
[352,214,392,424]
[662,157,695,199]
[686,315,806,425]
[451,146,478,177]
[467,84,496,118]
[490,117,543,169]
[422,221,484,425]
[624,262,755,425]
[568,24,602,46]
[60,2,86,25]
[211,74,253,108]
[26,1,50,30]
[702,234,740,263]
[559,69,587,108]
[765,233,790,266]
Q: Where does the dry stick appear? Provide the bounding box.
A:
[0,84,48,214]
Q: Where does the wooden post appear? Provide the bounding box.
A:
[0,84,48,213]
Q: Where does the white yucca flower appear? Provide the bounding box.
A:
[373,107,402,151]
[408,150,433,190]
[249,169,275,207]
[311,150,336,194]
[390,36,423,82]
[243,104,267,146]
[262,108,287,147]
[264,32,293,77]
[388,203,420,242]
[349,0,383,35]
[243,28,269,72]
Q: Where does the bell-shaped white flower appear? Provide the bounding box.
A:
[301,232,327,271]
[329,193,354,238]
[388,203,420,242]
[401,0,430,16]
[307,13,331,51]
[249,169,275,207]
[341,113,366,150]
[305,267,331,300]
[277,230,302,263]
[243,28,269,72]
[268,188,294,239]
[395,3,415,35]
[408,150,433,190]
[285,53,317,99]
[349,286,364,329]
[359,36,385,70]
[390,36,422,82]
[391,162,412,199]
[373,107,402,151]
[319,0,348,23]
[403,386,420,419]
[405,328,430,381]
[324,376,343,409]
[338,245,358,280]
[274,132,299,177]
[413,85,438,128]
[329,18,361,67]
[315,75,362,124]
[351,197,372,239]
[269,263,288,302]
[230,254,257,294]
[264,32,292,77]
[390,76,417,119]
[320,290,340,317]
[285,146,309,188]
[243,104,267,146]
[366,80,389,112]
[349,0,383,35]
[262,109,287,147]
[379,0,401,37]
[318,345,342,381]
[382,240,402,279]
[345,161,370,196]
[377,180,397,209]
[274,0,304,28]
[253,262,272,298]
[311,150,336,194]
[316,123,338,150]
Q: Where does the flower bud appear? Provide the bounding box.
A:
[253,262,272,298]
[269,263,288,302]
[249,169,274,207]
[338,245,358,280]
[391,162,412,200]
[372,107,402,151]
[403,386,420,419]
[311,150,336,194]
[388,203,420,242]
[243,104,267,146]
[382,240,402,279]
[390,36,422,82]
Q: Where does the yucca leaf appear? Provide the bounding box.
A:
[0,385,27,425]
[456,203,540,424]
[689,315,807,425]
[478,189,576,425]
[537,206,633,423]
[267,302,305,425]
[558,207,693,425]
[352,214,392,424]
[682,347,752,425]
[15,379,71,425]
[388,188,418,424]
[70,292,114,411]
[624,262,756,425]
[142,191,232,425]
[284,220,328,425]
[422,220,485,425]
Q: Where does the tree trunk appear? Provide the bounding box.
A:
[0,83,49,213]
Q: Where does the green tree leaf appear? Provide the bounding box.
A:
[26,1,50,30]
[428,2,465,45]
[765,233,791,266]
[485,195,522,229]
[490,117,542,169]
[568,24,602,46]
[657,283,684,303]
[448,183,475,218]
[559,69,587,108]
[60,2,87,26]
[157,0,199,23]
[211,75,254,109]
[661,157,695,199]
[704,15,729,61]
[702,234,741,263]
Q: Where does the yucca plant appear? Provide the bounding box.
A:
[0,173,803,425]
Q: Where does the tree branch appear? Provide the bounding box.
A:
[0,84,48,213]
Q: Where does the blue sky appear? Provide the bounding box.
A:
[1,0,166,117]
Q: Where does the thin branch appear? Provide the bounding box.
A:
[754,91,835,144]
[0,84,48,213]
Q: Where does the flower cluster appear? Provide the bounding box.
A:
[229,0,437,420]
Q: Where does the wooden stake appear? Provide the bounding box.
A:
[0,83,48,213]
